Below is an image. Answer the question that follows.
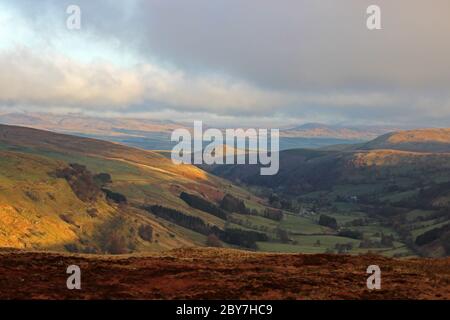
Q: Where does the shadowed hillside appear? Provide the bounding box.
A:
[202,129,450,257]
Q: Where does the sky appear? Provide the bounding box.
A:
[0,0,449,127]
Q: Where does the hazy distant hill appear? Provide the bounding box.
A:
[0,113,397,151]
[282,123,399,140]
[0,112,186,136]
[0,112,190,150]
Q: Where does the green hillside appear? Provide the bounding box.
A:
[203,133,450,257]
[0,124,294,253]
[2,124,448,257]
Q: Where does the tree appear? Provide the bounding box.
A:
[276,228,290,243]
[55,163,101,202]
[263,208,284,221]
[105,234,128,254]
[380,233,394,247]
[102,188,127,204]
[94,173,112,186]
[338,229,363,240]
[318,214,338,229]
[138,225,153,242]
[180,192,228,219]
[220,194,248,214]
[206,234,222,247]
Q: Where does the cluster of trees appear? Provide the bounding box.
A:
[55,163,101,202]
[218,228,268,249]
[263,208,284,221]
[65,223,136,255]
[318,214,338,229]
[268,194,294,210]
[181,192,275,224]
[94,172,128,205]
[138,224,153,242]
[148,205,211,235]
[387,182,450,211]
[96,216,136,254]
[220,194,249,214]
[102,188,127,204]
[359,234,394,248]
[145,205,268,249]
[414,182,450,210]
[276,228,290,243]
[337,229,363,240]
[415,223,450,247]
[55,164,127,206]
[180,192,228,219]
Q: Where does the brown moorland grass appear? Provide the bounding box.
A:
[0,248,448,300]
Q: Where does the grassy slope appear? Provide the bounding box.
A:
[0,125,274,252]
[203,135,450,257]
[0,149,199,252]
[5,124,448,256]
[362,128,450,153]
[0,125,375,255]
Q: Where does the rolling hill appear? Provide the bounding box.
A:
[282,123,399,140]
[0,124,269,253]
[203,129,450,257]
[0,113,399,151]
[1,124,449,258]
[0,112,186,150]
[361,128,450,153]
[0,112,185,136]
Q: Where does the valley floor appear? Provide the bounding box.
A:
[0,248,448,300]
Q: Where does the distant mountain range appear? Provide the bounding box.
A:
[0,112,186,136]
[0,112,402,150]
[281,123,402,140]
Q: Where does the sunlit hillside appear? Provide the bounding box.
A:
[0,124,265,253]
[363,128,450,153]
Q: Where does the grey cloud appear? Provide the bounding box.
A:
[12,0,450,90]
[132,0,450,91]
[3,0,450,126]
